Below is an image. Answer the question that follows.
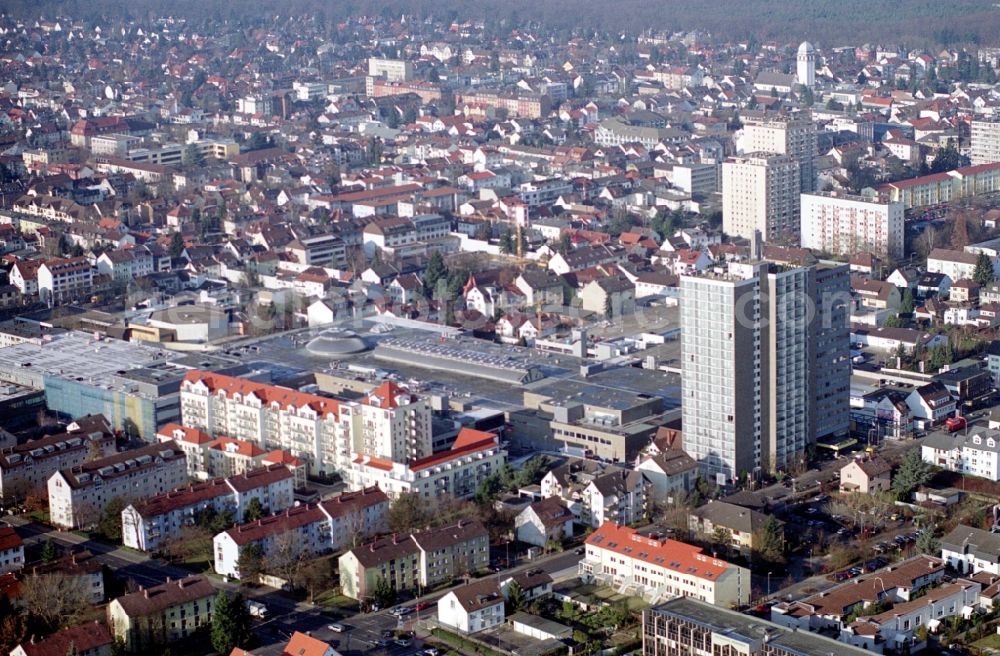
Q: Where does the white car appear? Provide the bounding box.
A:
[390,606,414,617]
[328,623,346,633]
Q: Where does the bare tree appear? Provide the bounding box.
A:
[19,573,92,632]
[268,531,308,587]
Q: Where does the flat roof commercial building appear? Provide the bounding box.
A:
[0,331,244,439]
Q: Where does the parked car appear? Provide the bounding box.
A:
[328,623,346,633]
[414,601,433,612]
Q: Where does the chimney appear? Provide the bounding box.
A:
[144,589,149,599]
[370,544,375,552]
[392,533,398,544]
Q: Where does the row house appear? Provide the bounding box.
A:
[47,441,188,530]
[121,464,295,552]
[843,580,981,654]
[771,555,947,634]
[0,414,115,501]
[578,522,751,607]
[213,486,389,579]
[338,519,489,600]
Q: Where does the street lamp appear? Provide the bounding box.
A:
[767,571,772,599]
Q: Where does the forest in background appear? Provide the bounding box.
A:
[5,0,1000,47]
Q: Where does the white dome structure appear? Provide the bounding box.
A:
[797,41,816,88]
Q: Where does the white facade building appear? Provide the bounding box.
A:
[213,486,389,579]
[121,464,295,552]
[37,257,93,305]
[797,42,816,88]
[800,192,905,260]
[47,441,188,529]
[922,429,1000,481]
[971,116,1000,166]
[578,522,751,607]
[722,153,800,242]
[437,579,505,634]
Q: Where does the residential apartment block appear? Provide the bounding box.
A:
[38,257,94,305]
[0,414,115,501]
[107,575,216,653]
[121,463,295,552]
[342,427,506,499]
[800,191,905,260]
[722,153,800,243]
[741,113,818,192]
[922,429,1000,481]
[179,371,346,474]
[182,372,505,500]
[48,441,188,529]
[539,459,649,529]
[339,518,489,600]
[941,524,1000,575]
[971,116,1000,166]
[579,522,751,607]
[213,486,389,579]
[681,260,849,482]
[0,526,24,574]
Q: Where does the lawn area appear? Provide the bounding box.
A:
[572,583,650,612]
[314,590,359,611]
[974,632,1000,653]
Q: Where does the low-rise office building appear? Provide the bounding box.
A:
[642,597,871,656]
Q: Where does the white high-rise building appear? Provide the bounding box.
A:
[681,260,850,482]
[800,191,905,260]
[971,116,1000,166]
[797,41,816,88]
[741,113,818,192]
[722,153,800,243]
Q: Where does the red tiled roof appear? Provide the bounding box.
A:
[586,522,733,581]
[0,527,22,552]
[157,422,213,445]
[208,436,266,458]
[410,428,498,472]
[363,381,414,409]
[282,631,335,656]
[182,371,341,418]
